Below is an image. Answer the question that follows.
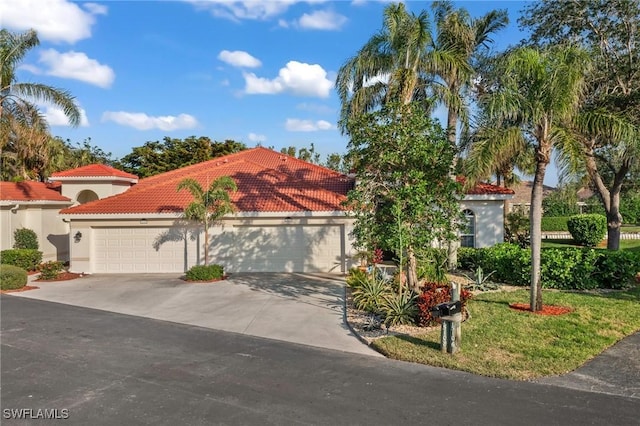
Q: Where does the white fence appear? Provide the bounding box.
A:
[542,232,640,240]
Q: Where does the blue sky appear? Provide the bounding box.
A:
[2,0,559,183]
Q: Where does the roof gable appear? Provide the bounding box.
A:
[50,164,138,180]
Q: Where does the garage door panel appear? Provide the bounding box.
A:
[93,227,196,273]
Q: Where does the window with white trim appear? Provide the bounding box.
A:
[460,209,475,248]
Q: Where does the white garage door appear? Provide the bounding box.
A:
[93,227,197,273]
[92,225,346,274]
[218,225,345,273]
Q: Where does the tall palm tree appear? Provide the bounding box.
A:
[431,1,508,150]
[335,3,465,133]
[177,176,237,266]
[1,29,80,125]
[467,45,590,311]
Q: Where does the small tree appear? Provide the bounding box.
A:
[177,176,237,266]
[345,103,462,293]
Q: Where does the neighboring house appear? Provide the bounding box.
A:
[507,180,556,214]
[0,181,73,261]
[1,148,513,274]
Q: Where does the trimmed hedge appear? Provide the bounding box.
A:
[0,249,42,271]
[541,216,570,232]
[567,214,607,246]
[185,264,224,281]
[458,243,640,290]
[0,264,28,290]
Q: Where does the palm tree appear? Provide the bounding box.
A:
[431,1,508,150]
[467,45,590,311]
[1,29,80,125]
[336,3,465,133]
[177,176,237,266]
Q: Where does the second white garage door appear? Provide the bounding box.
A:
[92,224,346,274]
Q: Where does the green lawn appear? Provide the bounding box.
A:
[371,287,640,380]
[542,239,640,252]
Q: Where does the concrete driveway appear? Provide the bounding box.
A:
[12,273,380,356]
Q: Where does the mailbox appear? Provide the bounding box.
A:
[431,301,462,318]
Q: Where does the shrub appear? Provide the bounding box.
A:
[346,267,368,288]
[352,275,391,313]
[416,247,448,283]
[620,192,640,225]
[0,249,42,271]
[479,243,530,286]
[380,291,418,327]
[0,264,27,290]
[457,247,479,270]
[567,214,607,246]
[13,228,39,249]
[594,251,640,289]
[540,248,600,290]
[505,212,530,247]
[38,261,65,280]
[185,264,224,281]
[541,217,570,232]
[416,282,472,327]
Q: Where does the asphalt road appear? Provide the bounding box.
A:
[1,296,638,426]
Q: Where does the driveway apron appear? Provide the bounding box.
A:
[13,273,380,357]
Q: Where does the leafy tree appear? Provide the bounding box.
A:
[279,143,321,164]
[466,45,590,311]
[177,176,237,266]
[345,103,461,292]
[542,183,581,217]
[324,152,351,174]
[520,0,640,250]
[117,137,246,178]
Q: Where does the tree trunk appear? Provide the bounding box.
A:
[607,192,622,251]
[529,154,549,312]
[407,246,420,293]
[446,107,459,270]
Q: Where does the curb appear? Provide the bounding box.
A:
[342,285,386,356]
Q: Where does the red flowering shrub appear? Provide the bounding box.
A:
[416,282,473,327]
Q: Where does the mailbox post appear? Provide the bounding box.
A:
[431,283,462,354]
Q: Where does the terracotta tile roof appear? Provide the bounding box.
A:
[60,148,354,214]
[457,177,515,195]
[0,181,71,202]
[51,163,138,180]
[509,180,555,204]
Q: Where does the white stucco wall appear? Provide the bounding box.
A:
[0,203,72,262]
[58,180,133,204]
[460,199,505,248]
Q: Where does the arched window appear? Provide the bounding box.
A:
[461,209,475,248]
[76,190,99,205]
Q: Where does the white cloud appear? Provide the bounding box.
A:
[244,61,333,98]
[298,10,347,30]
[188,0,327,21]
[18,64,43,75]
[39,49,115,88]
[44,105,90,127]
[248,132,267,142]
[218,50,262,68]
[101,112,198,131]
[285,119,333,132]
[0,0,105,43]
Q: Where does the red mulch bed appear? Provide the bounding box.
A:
[35,272,84,282]
[509,303,573,316]
[1,285,40,294]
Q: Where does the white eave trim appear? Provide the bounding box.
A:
[49,176,138,184]
[463,194,513,201]
[59,210,350,220]
[1,200,73,206]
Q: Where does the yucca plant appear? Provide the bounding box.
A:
[352,275,391,313]
[381,291,418,327]
[463,266,498,291]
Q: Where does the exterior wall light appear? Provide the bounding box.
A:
[74,231,82,243]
